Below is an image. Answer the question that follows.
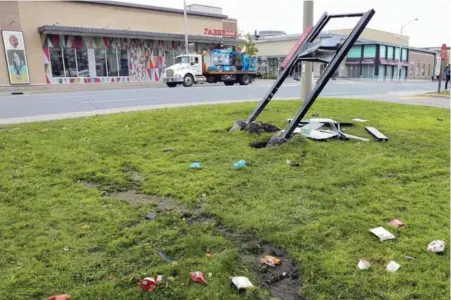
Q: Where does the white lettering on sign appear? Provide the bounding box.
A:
[204,28,237,38]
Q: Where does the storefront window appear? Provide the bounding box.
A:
[363,45,376,58]
[76,48,89,77]
[63,48,77,78]
[422,64,425,76]
[387,47,394,59]
[50,48,64,77]
[347,46,361,58]
[106,49,119,77]
[119,49,129,76]
[95,49,107,77]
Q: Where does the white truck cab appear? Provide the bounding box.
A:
[163,54,206,87]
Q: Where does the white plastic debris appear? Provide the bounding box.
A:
[386,261,400,272]
[352,118,368,123]
[427,240,446,253]
[357,259,371,270]
[231,276,254,290]
[370,227,396,241]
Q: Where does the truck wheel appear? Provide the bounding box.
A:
[183,74,194,87]
[224,81,234,86]
[239,75,250,86]
[166,82,177,88]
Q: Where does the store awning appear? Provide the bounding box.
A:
[345,58,360,65]
[38,25,244,46]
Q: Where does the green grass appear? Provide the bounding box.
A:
[0,99,449,300]
[426,90,450,96]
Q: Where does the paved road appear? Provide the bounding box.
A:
[0,80,448,124]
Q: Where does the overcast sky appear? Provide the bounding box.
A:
[125,0,450,47]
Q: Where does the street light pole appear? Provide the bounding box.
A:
[301,0,314,101]
[184,0,189,54]
[397,18,418,82]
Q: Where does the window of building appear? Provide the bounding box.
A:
[363,45,376,58]
[76,48,89,77]
[380,45,387,58]
[63,48,77,78]
[119,49,129,76]
[347,46,361,58]
[95,49,107,77]
[401,49,408,61]
[394,48,401,60]
[387,47,394,59]
[361,64,375,78]
[50,48,64,77]
[422,63,426,76]
[106,49,119,77]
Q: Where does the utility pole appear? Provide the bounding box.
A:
[184,0,189,54]
[301,0,313,101]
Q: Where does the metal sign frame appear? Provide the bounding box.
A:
[231,9,376,145]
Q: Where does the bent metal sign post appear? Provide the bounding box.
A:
[204,28,237,38]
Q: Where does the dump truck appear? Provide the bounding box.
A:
[163,50,260,88]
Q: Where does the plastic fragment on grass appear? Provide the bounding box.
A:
[357,259,371,270]
[140,275,163,292]
[386,261,400,272]
[388,219,405,228]
[352,118,368,122]
[405,256,416,260]
[370,227,396,241]
[427,240,446,253]
[286,159,300,167]
[47,295,71,300]
[144,213,157,220]
[63,246,70,252]
[159,251,177,264]
[231,276,254,290]
[190,271,208,284]
[189,162,202,169]
[260,255,281,267]
[234,160,246,168]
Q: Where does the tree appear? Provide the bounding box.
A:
[238,32,259,56]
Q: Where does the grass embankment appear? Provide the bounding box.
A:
[426,90,450,97]
[0,99,449,300]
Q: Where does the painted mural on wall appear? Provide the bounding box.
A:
[41,34,186,84]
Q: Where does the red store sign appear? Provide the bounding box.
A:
[204,28,237,38]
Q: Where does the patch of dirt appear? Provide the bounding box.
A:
[78,174,303,299]
[249,140,270,149]
[242,122,281,136]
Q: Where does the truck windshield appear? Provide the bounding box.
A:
[175,56,190,64]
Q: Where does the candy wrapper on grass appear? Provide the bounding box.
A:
[47,295,71,300]
[140,275,163,292]
[190,271,208,284]
[260,255,281,267]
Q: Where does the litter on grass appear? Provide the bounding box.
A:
[231,276,254,290]
[190,271,208,284]
[427,240,446,253]
[189,162,202,169]
[388,219,405,228]
[352,118,368,122]
[47,295,71,300]
[144,213,157,220]
[260,255,281,267]
[386,261,400,272]
[159,251,177,264]
[370,227,396,241]
[234,160,246,168]
[357,259,371,270]
[140,275,163,292]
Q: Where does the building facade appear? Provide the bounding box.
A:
[0,0,240,87]
[254,28,436,80]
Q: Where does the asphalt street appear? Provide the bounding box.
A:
[0,80,448,124]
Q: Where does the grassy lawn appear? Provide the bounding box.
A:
[0,99,449,300]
